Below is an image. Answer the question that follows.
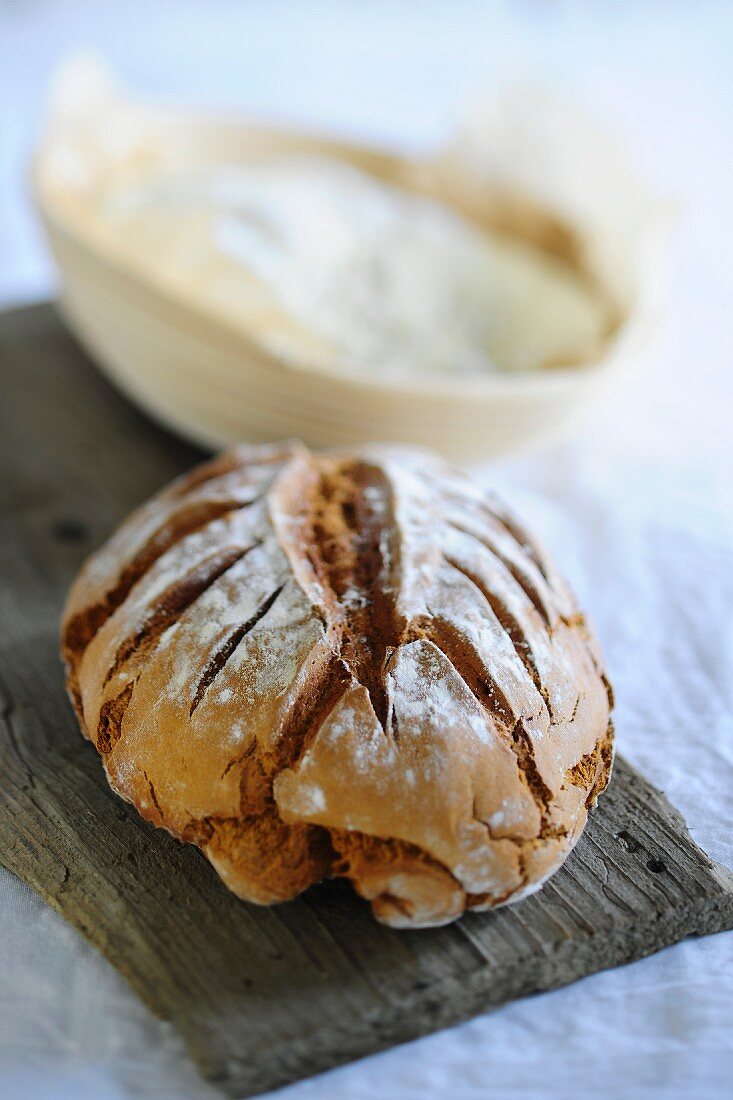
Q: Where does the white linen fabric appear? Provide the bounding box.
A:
[1,3,731,1099]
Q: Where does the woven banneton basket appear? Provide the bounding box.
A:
[32,60,664,464]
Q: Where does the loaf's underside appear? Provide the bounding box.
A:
[62,442,613,928]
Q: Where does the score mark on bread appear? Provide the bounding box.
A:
[61,442,613,928]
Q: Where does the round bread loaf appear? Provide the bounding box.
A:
[62,441,613,928]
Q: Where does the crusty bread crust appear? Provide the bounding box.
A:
[62,442,613,928]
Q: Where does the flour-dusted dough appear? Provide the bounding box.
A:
[62,442,613,928]
[97,158,612,378]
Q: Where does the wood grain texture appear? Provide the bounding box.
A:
[1,303,732,1098]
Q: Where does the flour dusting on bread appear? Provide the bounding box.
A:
[61,441,613,928]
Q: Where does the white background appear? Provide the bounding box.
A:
[1,2,732,1098]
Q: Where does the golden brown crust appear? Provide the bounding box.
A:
[61,441,613,928]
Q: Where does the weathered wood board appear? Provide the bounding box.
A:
[1,303,732,1098]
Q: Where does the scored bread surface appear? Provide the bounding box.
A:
[62,441,613,928]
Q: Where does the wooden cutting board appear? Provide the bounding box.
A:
[1,303,731,1098]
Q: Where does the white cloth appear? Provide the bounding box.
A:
[1,3,731,1099]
